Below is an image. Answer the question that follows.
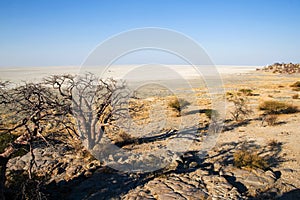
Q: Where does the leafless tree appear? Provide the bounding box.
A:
[0,83,60,198]
[44,73,130,150]
[0,73,131,199]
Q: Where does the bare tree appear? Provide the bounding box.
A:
[0,74,130,199]
[44,73,129,150]
[0,82,73,199]
[0,83,52,198]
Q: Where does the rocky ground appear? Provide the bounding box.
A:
[5,71,300,199]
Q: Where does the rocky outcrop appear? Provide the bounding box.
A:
[257,62,300,74]
[6,143,100,184]
[5,142,299,199]
[122,164,280,200]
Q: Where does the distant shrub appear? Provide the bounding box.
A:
[233,149,269,170]
[264,114,278,126]
[290,81,300,91]
[226,91,233,96]
[259,100,298,114]
[292,94,299,99]
[168,98,191,116]
[227,93,252,121]
[238,88,253,96]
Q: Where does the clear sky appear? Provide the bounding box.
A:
[0,0,299,67]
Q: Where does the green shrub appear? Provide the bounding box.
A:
[168,98,191,116]
[259,100,298,114]
[233,149,269,170]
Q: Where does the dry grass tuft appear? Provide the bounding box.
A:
[233,149,269,170]
[259,100,298,114]
[168,98,191,117]
[265,114,278,126]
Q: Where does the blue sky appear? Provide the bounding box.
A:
[0,0,299,67]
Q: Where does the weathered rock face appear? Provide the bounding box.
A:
[6,143,100,184]
[121,165,279,200]
[257,62,300,74]
[4,142,299,200]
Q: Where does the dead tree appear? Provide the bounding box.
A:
[0,73,131,199]
[44,73,130,150]
[0,82,72,199]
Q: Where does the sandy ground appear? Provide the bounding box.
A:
[216,72,300,187]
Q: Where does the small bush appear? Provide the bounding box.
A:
[204,109,219,119]
[264,114,278,126]
[290,81,300,91]
[168,98,191,116]
[115,132,133,143]
[233,149,269,170]
[292,94,299,99]
[259,100,298,114]
[238,88,253,96]
[227,93,252,121]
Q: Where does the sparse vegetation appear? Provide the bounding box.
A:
[233,149,269,170]
[259,100,298,114]
[227,92,252,121]
[168,98,191,116]
[264,114,278,126]
[204,109,219,120]
[238,88,253,96]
